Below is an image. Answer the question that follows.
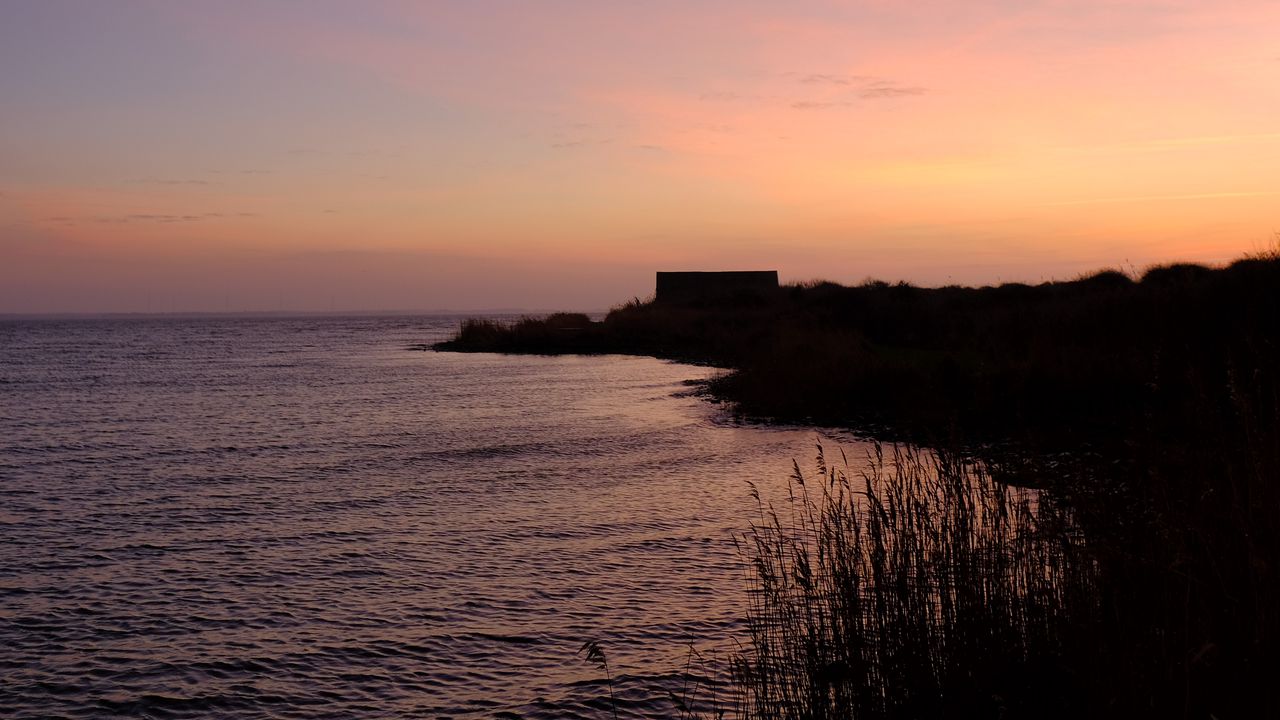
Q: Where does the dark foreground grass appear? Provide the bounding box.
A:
[575,429,1275,718]
[731,436,1278,719]
[734,445,1096,719]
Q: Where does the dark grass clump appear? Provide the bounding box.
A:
[437,313,599,353]
[734,445,1097,719]
[733,437,1280,718]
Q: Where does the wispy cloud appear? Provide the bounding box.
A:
[791,100,852,110]
[47,212,260,226]
[203,169,271,176]
[859,83,927,99]
[126,214,207,223]
[786,73,927,108]
[130,178,214,186]
[551,137,615,149]
[798,73,871,86]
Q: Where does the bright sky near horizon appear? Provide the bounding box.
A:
[2,0,1278,312]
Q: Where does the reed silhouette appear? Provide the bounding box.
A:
[439,252,1280,717]
[734,444,1096,719]
[732,438,1277,719]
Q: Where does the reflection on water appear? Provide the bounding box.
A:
[0,316,868,719]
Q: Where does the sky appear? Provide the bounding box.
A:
[2,0,1278,312]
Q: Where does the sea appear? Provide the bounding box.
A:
[0,315,869,719]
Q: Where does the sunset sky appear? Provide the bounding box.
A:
[2,1,1278,312]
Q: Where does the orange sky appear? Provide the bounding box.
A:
[2,1,1278,312]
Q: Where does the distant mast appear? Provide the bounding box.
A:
[655,270,779,304]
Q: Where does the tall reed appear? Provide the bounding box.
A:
[734,444,1098,719]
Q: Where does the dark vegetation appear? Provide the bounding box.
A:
[736,445,1098,719]
[435,256,1278,448]
[436,254,1280,717]
[734,436,1277,719]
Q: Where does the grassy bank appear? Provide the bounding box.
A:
[735,445,1096,718]
[434,255,1279,449]
[733,438,1277,719]
[435,254,1279,716]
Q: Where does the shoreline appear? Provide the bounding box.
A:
[432,253,1280,717]
[433,254,1279,450]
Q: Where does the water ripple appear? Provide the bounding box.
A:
[0,315,865,718]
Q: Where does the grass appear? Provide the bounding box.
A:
[733,444,1097,719]
[579,641,619,720]
[574,426,1276,718]
[446,312,596,353]
[732,432,1278,718]
[435,254,1280,449]
[439,253,1279,716]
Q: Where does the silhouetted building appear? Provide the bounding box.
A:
[655,271,779,304]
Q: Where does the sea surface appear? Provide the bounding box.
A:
[0,315,866,719]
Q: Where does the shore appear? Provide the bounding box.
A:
[435,254,1280,718]
[435,255,1278,448]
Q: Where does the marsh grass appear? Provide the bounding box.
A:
[437,255,1280,445]
[732,434,1279,719]
[570,426,1275,718]
[734,444,1099,719]
[579,641,619,720]
[446,313,598,353]
[439,255,1279,716]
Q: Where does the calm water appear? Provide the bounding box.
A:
[0,316,865,719]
